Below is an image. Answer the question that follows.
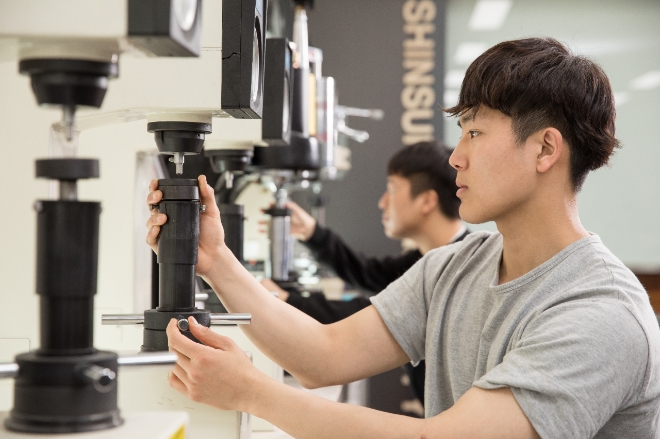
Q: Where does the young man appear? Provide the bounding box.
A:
[263,141,467,405]
[146,37,660,438]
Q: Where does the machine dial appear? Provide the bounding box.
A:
[174,0,198,32]
[251,18,262,103]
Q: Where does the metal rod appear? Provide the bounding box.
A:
[0,363,19,379]
[118,352,177,367]
[210,313,251,325]
[195,292,209,302]
[101,314,144,325]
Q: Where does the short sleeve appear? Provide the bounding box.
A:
[370,246,456,364]
[474,301,649,439]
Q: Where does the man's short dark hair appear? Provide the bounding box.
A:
[445,37,620,192]
[387,141,460,219]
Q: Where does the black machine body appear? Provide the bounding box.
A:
[128,0,204,57]
[222,0,268,119]
[262,38,294,146]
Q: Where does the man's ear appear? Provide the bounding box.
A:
[536,127,564,174]
[418,189,439,215]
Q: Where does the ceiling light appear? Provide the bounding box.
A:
[445,70,465,89]
[613,92,630,107]
[454,42,488,65]
[468,0,513,31]
[444,89,460,107]
[629,71,660,91]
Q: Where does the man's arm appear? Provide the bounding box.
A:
[166,318,540,439]
[262,277,373,324]
[288,201,421,292]
[146,177,407,387]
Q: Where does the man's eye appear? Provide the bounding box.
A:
[469,130,478,138]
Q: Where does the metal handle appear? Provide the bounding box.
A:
[101,314,144,325]
[337,124,370,143]
[0,362,19,379]
[103,313,251,326]
[210,313,251,325]
[118,352,177,367]
[75,364,116,393]
[195,292,209,302]
[336,106,384,120]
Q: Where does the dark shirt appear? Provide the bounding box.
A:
[285,224,470,404]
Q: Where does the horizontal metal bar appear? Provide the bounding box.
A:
[118,352,177,367]
[195,293,209,302]
[102,314,144,325]
[0,362,19,379]
[209,313,251,325]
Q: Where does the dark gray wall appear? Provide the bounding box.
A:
[299,0,445,258]
[305,0,406,258]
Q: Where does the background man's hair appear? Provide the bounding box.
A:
[445,37,619,191]
[387,141,460,219]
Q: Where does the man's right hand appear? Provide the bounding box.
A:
[145,175,227,277]
[286,201,316,241]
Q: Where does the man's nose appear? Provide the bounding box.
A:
[378,192,387,210]
[449,141,467,170]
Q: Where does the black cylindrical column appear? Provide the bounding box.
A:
[291,67,309,135]
[220,203,244,263]
[142,178,211,351]
[156,179,199,312]
[35,201,100,356]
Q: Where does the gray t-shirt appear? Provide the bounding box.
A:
[371,231,660,439]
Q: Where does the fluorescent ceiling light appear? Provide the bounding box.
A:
[445,70,465,89]
[454,42,488,65]
[613,92,630,107]
[468,0,513,31]
[629,71,660,91]
[444,89,460,107]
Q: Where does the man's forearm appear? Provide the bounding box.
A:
[247,375,425,439]
[202,245,343,386]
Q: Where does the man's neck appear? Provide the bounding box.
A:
[496,194,589,285]
[414,214,465,255]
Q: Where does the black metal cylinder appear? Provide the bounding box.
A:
[156,179,199,312]
[35,200,100,356]
[220,203,244,263]
[142,179,212,351]
[291,67,309,135]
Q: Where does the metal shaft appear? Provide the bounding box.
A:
[117,352,177,367]
[102,313,251,325]
[210,313,252,325]
[0,363,19,379]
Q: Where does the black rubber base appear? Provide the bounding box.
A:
[5,351,122,434]
[142,308,211,352]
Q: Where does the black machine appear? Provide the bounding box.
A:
[0,2,209,433]
[4,158,122,433]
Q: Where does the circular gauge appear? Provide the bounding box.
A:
[251,19,262,104]
[174,0,197,32]
[282,77,290,134]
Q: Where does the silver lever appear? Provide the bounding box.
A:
[102,314,144,325]
[210,313,251,325]
[102,313,252,325]
[118,352,177,367]
[335,105,384,144]
[0,363,19,379]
